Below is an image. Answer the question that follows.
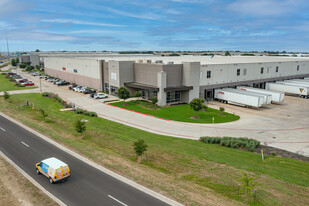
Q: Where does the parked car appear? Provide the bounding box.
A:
[7,72,16,75]
[46,78,54,82]
[56,80,70,86]
[68,84,78,90]
[83,88,95,94]
[94,93,108,99]
[90,92,97,98]
[77,86,87,93]
[39,75,46,79]
[11,75,22,79]
[36,157,70,184]
[73,85,82,92]
[32,72,40,76]
[22,81,35,86]
[18,79,28,83]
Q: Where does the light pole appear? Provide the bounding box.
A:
[39,77,42,93]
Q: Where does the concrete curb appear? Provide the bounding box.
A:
[0,111,183,206]
[0,150,65,206]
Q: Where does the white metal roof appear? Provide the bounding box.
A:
[44,55,309,65]
[42,157,68,168]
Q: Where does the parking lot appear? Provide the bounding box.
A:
[19,69,309,157]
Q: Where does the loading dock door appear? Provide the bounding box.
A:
[204,90,213,100]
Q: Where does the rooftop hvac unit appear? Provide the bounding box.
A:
[147,59,152,63]
[155,60,163,63]
[168,61,174,64]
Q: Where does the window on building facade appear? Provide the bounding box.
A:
[276,66,279,72]
[297,65,299,71]
[236,69,240,76]
[260,67,264,74]
[166,91,181,103]
[206,71,211,78]
[243,69,247,75]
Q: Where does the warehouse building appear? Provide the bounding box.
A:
[44,55,309,106]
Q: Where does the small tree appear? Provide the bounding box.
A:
[238,172,257,199]
[39,108,48,121]
[35,49,40,52]
[118,87,130,102]
[4,91,10,100]
[151,96,158,105]
[35,65,40,70]
[20,63,27,68]
[190,98,204,117]
[16,58,19,63]
[74,119,86,134]
[225,51,231,56]
[219,107,225,112]
[11,59,17,66]
[133,139,148,163]
[133,91,142,99]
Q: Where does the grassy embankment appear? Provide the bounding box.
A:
[0,73,37,91]
[111,100,240,123]
[0,155,57,206]
[0,93,308,206]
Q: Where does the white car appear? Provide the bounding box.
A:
[76,86,87,93]
[94,93,108,99]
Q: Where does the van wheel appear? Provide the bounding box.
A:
[49,178,54,184]
[36,169,40,175]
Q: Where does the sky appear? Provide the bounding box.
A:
[0,0,308,52]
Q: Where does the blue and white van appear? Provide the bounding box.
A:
[36,157,70,184]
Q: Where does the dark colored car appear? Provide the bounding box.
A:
[68,84,78,90]
[18,79,28,83]
[83,88,96,94]
[7,72,16,75]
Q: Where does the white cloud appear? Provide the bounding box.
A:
[41,19,125,27]
[227,0,305,17]
[100,6,161,20]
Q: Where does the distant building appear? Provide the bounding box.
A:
[44,55,309,106]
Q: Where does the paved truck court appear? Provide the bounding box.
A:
[11,70,309,157]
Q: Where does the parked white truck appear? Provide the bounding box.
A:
[214,88,265,108]
[232,88,272,105]
[236,86,285,103]
[284,79,309,86]
[266,82,309,98]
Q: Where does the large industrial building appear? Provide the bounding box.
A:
[43,55,309,106]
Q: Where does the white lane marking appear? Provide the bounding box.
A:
[21,141,29,147]
[108,195,128,206]
[0,127,5,132]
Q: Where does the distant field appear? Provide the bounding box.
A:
[110,100,240,123]
[0,93,308,206]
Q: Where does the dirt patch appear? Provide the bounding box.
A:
[190,116,200,119]
[0,155,57,206]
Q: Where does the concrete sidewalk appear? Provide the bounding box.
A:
[16,69,309,157]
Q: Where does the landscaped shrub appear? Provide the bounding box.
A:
[200,136,260,152]
[41,92,72,108]
[219,107,225,112]
[75,108,97,117]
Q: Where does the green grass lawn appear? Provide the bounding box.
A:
[110,100,240,123]
[0,93,308,206]
[0,74,37,91]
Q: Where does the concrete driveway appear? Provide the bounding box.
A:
[18,70,309,157]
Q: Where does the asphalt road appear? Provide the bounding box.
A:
[0,115,170,206]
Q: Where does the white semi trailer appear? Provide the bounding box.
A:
[214,89,265,108]
[284,79,309,86]
[277,81,309,89]
[266,83,309,98]
[227,88,272,105]
[237,86,284,103]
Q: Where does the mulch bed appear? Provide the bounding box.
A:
[253,145,309,163]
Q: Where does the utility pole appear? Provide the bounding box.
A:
[6,30,10,60]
